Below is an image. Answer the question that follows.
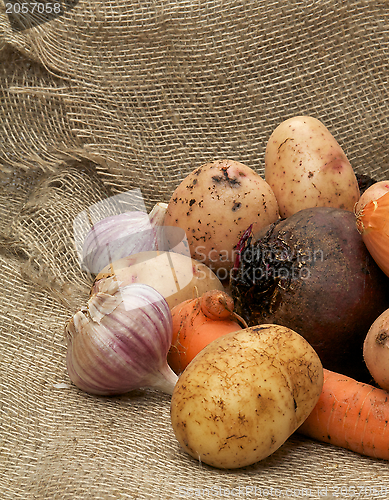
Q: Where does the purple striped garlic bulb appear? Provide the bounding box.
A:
[81,203,168,274]
[65,282,178,395]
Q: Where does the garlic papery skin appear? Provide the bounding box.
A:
[149,202,168,228]
[149,202,169,251]
[65,283,178,396]
[82,211,158,275]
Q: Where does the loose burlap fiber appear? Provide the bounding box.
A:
[1,1,389,499]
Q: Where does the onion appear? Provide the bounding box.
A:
[356,191,389,277]
[355,180,389,213]
[65,283,178,395]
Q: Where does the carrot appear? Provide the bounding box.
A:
[298,368,389,460]
[167,290,246,374]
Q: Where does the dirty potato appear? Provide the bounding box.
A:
[363,308,389,391]
[170,324,323,469]
[92,251,224,309]
[265,116,360,217]
[164,159,279,278]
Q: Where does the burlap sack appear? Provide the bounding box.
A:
[1,1,389,499]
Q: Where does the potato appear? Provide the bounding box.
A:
[265,116,360,218]
[363,308,389,391]
[355,180,389,213]
[170,324,323,469]
[93,251,224,309]
[164,159,279,279]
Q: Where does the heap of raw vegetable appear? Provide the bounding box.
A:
[65,115,389,469]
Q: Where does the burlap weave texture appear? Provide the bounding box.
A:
[1,1,389,498]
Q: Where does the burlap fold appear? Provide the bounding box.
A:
[1,2,389,498]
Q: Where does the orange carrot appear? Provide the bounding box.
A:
[167,290,245,374]
[298,368,389,460]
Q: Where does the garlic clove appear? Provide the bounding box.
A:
[149,202,168,228]
[149,201,191,256]
[149,202,169,251]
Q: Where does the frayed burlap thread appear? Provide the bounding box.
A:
[1,2,389,499]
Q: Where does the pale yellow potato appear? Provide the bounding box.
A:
[355,180,389,214]
[170,324,323,469]
[93,251,224,309]
[164,159,279,278]
[265,116,360,218]
[363,308,389,391]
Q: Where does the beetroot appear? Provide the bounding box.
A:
[230,207,389,381]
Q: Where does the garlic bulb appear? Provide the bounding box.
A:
[65,282,178,395]
[82,205,168,274]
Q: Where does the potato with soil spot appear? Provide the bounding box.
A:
[363,308,389,391]
[265,116,360,218]
[92,251,224,309]
[164,159,279,278]
[170,324,323,469]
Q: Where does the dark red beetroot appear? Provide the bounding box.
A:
[230,207,389,381]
